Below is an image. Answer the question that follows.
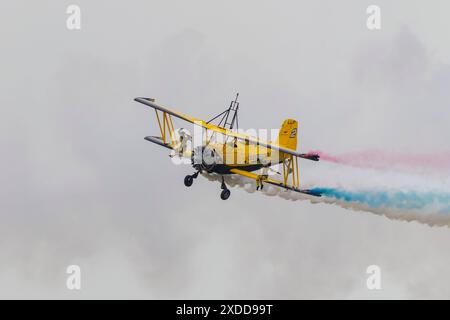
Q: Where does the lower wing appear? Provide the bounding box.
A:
[229,168,322,197]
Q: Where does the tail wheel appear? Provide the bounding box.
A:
[184,175,194,187]
[220,189,231,200]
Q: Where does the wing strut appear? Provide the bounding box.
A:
[154,109,176,146]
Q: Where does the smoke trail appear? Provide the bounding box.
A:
[202,169,450,227]
[308,150,450,173]
[310,189,450,227]
[309,188,450,211]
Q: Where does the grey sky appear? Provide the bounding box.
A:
[1,0,450,299]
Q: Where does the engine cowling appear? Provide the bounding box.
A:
[191,145,221,173]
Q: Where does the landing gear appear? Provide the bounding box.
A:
[220,176,227,190]
[184,175,193,187]
[184,171,199,187]
[220,176,231,200]
[220,189,231,200]
[184,173,232,200]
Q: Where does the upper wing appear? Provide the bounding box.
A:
[135,97,199,124]
[229,169,322,197]
[135,97,319,161]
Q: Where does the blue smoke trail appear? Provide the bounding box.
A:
[310,188,450,213]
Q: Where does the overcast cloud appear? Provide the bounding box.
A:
[2,0,450,299]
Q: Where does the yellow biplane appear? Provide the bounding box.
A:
[135,94,321,200]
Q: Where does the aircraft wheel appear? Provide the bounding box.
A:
[184,175,193,187]
[220,189,231,200]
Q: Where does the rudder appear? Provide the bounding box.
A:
[276,119,298,151]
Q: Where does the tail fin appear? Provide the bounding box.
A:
[276,119,298,151]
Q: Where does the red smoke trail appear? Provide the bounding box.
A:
[308,150,450,172]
